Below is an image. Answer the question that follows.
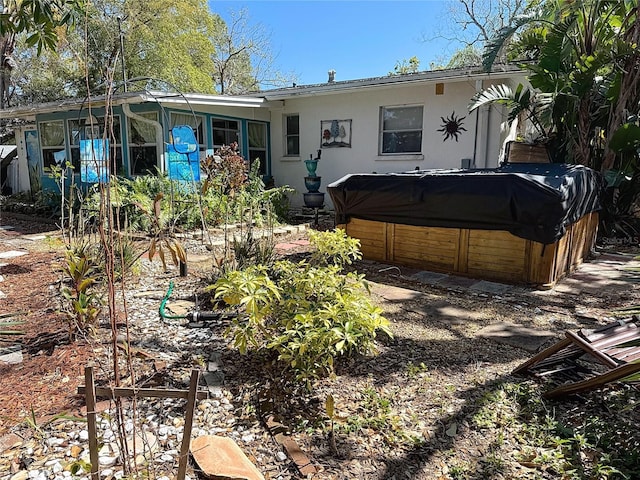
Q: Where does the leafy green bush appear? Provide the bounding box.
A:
[209,229,391,385]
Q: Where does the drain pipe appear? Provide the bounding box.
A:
[122,103,165,173]
[473,80,482,168]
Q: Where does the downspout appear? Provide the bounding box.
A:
[483,103,492,168]
[473,80,482,168]
[122,103,165,173]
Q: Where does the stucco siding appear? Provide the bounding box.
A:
[269,78,515,208]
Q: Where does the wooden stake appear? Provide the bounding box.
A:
[84,366,100,480]
[178,369,200,480]
[81,367,205,480]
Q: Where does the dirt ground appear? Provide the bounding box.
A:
[1,211,640,479]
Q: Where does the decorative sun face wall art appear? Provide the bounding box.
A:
[321,119,352,148]
[437,111,467,142]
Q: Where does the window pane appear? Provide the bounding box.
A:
[43,149,65,169]
[130,113,157,144]
[170,113,204,144]
[130,146,158,175]
[287,136,299,156]
[40,121,65,146]
[105,116,122,144]
[212,119,238,130]
[286,115,299,135]
[383,106,423,130]
[249,149,266,175]
[382,131,423,154]
[68,120,82,146]
[248,122,266,148]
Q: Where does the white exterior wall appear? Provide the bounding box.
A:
[269,78,514,208]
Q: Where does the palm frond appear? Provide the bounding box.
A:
[482,11,544,72]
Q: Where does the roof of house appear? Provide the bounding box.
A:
[0,90,267,121]
[260,64,525,99]
[0,64,525,121]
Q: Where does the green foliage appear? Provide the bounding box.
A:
[389,56,420,75]
[60,244,102,339]
[473,381,640,479]
[338,387,412,446]
[308,228,362,267]
[0,0,82,54]
[209,230,391,385]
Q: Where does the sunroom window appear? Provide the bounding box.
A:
[68,116,123,174]
[380,105,424,154]
[128,112,159,175]
[39,121,65,171]
[248,121,268,175]
[212,118,239,150]
[169,112,206,153]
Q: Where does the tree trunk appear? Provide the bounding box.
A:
[0,32,15,109]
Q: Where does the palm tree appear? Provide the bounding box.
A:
[477,0,639,172]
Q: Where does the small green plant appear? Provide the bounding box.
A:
[60,244,102,339]
[210,230,391,385]
[340,387,410,446]
[325,394,338,456]
[406,361,429,378]
[141,193,187,271]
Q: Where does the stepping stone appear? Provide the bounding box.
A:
[0,345,23,364]
[24,235,47,241]
[371,283,428,302]
[191,435,264,480]
[411,270,449,284]
[0,250,27,259]
[469,280,512,295]
[476,322,556,352]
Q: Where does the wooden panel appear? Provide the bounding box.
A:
[527,241,558,286]
[346,218,387,262]
[343,213,599,286]
[466,230,527,281]
[391,224,459,271]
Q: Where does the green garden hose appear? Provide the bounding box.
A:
[159,280,189,320]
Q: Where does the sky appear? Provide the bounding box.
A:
[208,1,460,87]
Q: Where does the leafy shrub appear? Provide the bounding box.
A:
[309,228,362,267]
[209,229,392,385]
[60,244,102,339]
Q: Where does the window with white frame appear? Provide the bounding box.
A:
[285,114,299,156]
[248,121,268,175]
[128,112,159,175]
[212,118,239,150]
[169,112,206,152]
[39,120,66,171]
[380,105,424,154]
[68,116,123,174]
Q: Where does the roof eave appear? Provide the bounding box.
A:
[262,67,525,100]
[0,91,268,120]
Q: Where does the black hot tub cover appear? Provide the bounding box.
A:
[327,163,602,245]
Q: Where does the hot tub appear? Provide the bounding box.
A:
[327,163,602,287]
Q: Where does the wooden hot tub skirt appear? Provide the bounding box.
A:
[338,212,598,287]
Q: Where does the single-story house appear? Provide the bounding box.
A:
[0,65,525,207]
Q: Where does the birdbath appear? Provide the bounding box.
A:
[303,151,325,224]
